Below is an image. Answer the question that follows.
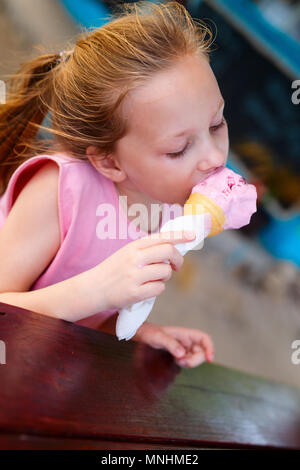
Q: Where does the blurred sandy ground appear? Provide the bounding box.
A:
[0,0,79,75]
[1,0,300,388]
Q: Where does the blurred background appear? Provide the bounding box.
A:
[0,0,299,387]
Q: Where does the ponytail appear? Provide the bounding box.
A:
[0,53,60,196]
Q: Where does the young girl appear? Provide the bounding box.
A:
[0,1,225,368]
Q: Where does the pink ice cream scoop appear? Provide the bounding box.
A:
[183,167,257,236]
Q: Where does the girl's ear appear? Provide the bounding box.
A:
[86,145,127,183]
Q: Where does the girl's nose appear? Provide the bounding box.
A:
[197,145,225,172]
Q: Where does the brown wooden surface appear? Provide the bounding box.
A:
[0,301,300,450]
[0,433,228,450]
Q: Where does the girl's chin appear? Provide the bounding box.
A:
[163,199,185,207]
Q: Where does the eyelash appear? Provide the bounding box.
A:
[167,117,226,159]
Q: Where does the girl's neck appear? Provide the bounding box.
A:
[114,182,163,234]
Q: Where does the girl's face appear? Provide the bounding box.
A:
[100,53,228,207]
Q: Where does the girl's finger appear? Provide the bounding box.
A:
[138,243,184,272]
[137,230,196,249]
[198,333,214,361]
[139,262,173,284]
[178,336,193,351]
[158,333,186,359]
[177,349,206,368]
[187,330,214,361]
[160,326,194,350]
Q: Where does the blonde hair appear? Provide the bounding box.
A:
[0,1,215,196]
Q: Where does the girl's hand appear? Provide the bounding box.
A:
[90,230,196,313]
[132,322,214,368]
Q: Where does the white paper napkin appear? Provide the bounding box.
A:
[116,214,209,340]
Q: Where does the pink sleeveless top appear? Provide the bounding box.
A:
[0,153,183,329]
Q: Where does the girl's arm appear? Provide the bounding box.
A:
[0,161,196,323]
[0,161,110,322]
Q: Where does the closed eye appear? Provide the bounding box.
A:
[167,117,226,159]
[211,117,226,132]
[166,142,190,159]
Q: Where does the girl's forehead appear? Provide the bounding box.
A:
[123,57,221,138]
[129,54,215,107]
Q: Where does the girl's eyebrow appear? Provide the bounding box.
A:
[158,98,225,143]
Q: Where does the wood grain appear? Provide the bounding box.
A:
[0,301,300,450]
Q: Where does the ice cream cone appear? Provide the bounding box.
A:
[183,192,226,237]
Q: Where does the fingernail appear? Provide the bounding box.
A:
[185,231,195,239]
[176,348,185,357]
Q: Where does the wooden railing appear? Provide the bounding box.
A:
[0,301,300,450]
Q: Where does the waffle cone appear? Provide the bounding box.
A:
[183,193,226,237]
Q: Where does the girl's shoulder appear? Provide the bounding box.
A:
[0,153,111,221]
[5,152,100,200]
[15,152,82,170]
[0,153,70,211]
[0,151,115,233]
